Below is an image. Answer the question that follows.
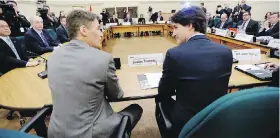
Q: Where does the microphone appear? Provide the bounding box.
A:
[26,51,48,79]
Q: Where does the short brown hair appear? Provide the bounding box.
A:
[271,12,279,18]
[60,16,66,22]
[66,10,98,39]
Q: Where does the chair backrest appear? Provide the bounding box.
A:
[15,36,26,52]
[179,87,279,138]
[214,17,221,26]
[0,129,40,138]
[47,29,57,40]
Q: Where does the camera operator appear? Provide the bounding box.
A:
[40,5,58,30]
[1,0,30,37]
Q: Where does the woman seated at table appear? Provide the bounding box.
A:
[138,14,149,37]
[124,13,133,37]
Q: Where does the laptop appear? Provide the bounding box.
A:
[235,62,273,81]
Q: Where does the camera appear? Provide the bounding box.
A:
[37,8,48,18]
[0,2,16,18]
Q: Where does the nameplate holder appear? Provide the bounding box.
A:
[234,33,254,42]
[232,49,261,61]
[158,21,165,24]
[128,53,163,67]
[267,39,280,48]
[123,22,131,26]
[215,28,228,37]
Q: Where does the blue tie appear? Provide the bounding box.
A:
[40,32,49,47]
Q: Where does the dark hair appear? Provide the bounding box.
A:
[271,12,279,18]
[66,10,98,39]
[171,6,206,34]
[60,16,66,21]
[7,0,17,5]
[201,3,204,6]
[265,12,271,20]
[244,11,251,16]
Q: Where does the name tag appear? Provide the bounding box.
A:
[128,53,163,67]
[234,33,254,42]
[20,27,24,32]
[232,49,261,61]
[215,28,228,37]
[268,39,280,48]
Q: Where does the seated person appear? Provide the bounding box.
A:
[110,14,120,37]
[124,13,133,37]
[157,6,232,137]
[0,20,39,74]
[138,14,149,36]
[237,12,259,35]
[265,63,279,87]
[47,10,143,138]
[56,16,69,44]
[24,16,60,55]
[257,12,279,37]
[215,13,233,29]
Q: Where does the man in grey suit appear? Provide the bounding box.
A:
[47,10,143,138]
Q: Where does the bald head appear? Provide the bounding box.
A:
[221,13,228,22]
[31,16,43,31]
[0,20,11,36]
[241,0,246,4]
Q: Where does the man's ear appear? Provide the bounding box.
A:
[79,25,87,37]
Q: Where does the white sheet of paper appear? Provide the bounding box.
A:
[145,72,162,88]
[236,65,260,71]
[232,49,261,61]
[234,33,254,42]
[215,28,228,37]
[268,39,280,48]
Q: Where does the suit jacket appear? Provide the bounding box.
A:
[138,18,146,24]
[158,35,232,134]
[257,22,279,37]
[207,18,215,28]
[56,25,69,44]
[24,28,59,55]
[0,37,28,74]
[238,19,259,36]
[47,40,124,138]
[215,19,233,29]
[124,18,132,23]
[109,18,119,24]
[233,4,252,22]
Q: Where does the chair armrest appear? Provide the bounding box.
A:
[116,116,132,138]
[19,106,52,133]
[108,94,158,102]
[157,102,173,130]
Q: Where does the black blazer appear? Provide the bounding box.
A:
[158,35,232,133]
[215,19,233,29]
[138,18,146,24]
[0,37,28,74]
[237,19,259,36]
[109,18,119,24]
[257,22,279,37]
[56,25,69,44]
[124,18,132,23]
[207,18,215,28]
[24,28,59,55]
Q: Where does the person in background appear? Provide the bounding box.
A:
[223,4,233,18]
[216,5,223,17]
[206,13,215,28]
[157,6,232,137]
[58,10,66,24]
[24,16,60,55]
[4,0,31,37]
[101,10,109,25]
[262,12,271,29]
[47,10,143,138]
[200,2,207,13]
[257,12,279,37]
[138,14,145,24]
[110,14,120,38]
[56,16,69,44]
[265,63,279,87]
[215,13,233,29]
[42,5,58,30]
[232,0,251,23]
[124,13,133,37]
[0,20,39,74]
[237,12,259,35]
[123,9,127,19]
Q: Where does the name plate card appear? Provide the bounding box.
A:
[268,39,280,48]
[232,49,261,61]
[128,53,163,67]
[215,28,228,37]
[123,22,131,25]
[234,33,254,42]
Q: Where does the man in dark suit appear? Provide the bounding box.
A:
[215,13,233,29]
[109,14,119,24]
[0,20,39,74]
[257,12,279,37]
[232,0,251,23]
[24,16,60,55]
[237,12,259,35]
[56,16,69,43]
[124,14,133,37]
[157,6,232,136]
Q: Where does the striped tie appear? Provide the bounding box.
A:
[40,32,50,47]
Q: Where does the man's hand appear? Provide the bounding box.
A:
[28,58,33,62]
[265,63,279,71]
[26,60,40,67]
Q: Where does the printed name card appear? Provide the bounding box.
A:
[268,39,280,48]
[128,53,163,67]
[215,28,228,37]
[123,22,131,25]
[232,49,261,61]
[234,33,254,42]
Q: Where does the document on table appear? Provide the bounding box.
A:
[137,72,162,89]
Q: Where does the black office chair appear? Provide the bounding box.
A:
[155,74,231,138]
[19,105,132,138]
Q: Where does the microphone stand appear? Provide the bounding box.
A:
[26,51,48,79]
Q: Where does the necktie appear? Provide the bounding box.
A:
[6,38,21,60]
[220,22,225,29]
[40,32,49,47]
[242,21,246,30]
